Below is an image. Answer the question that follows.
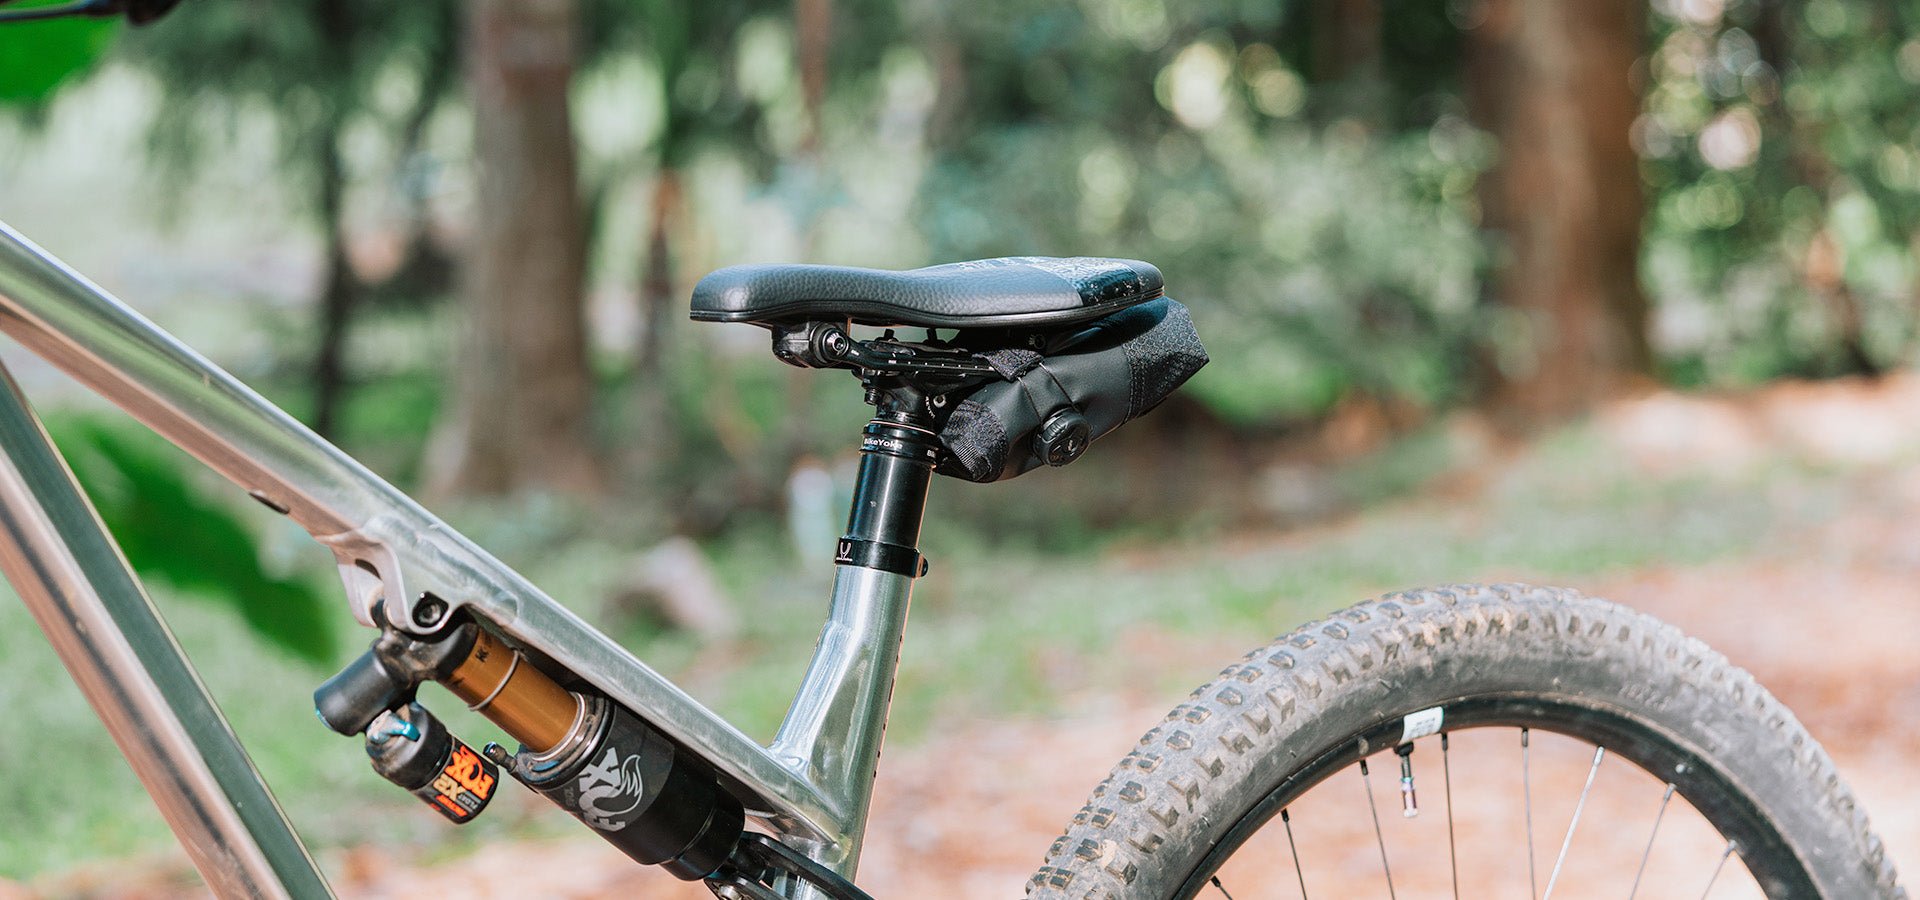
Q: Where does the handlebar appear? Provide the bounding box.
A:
[0,0,180,26]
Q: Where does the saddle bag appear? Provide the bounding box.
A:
[937,297,1207,482]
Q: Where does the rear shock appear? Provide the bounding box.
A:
[313,610,743,880]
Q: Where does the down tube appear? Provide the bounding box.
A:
[0,360,330,899]
[0,224,844,842]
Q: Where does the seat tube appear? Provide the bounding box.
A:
[770,408,938,890]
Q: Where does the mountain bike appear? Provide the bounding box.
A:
[0,3,1903,899]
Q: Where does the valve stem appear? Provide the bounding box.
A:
[1396,742,1418,818]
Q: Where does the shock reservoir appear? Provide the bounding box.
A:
[314,613,745,881]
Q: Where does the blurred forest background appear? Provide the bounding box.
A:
[7,0,1920,892]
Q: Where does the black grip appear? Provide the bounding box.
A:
[125,0,183,25]
[313,649,411,736]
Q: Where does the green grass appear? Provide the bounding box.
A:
[0,417,1870,881]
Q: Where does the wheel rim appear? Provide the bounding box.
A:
[1178,694,1820,899]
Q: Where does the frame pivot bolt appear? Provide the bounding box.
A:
[412,593,449,629]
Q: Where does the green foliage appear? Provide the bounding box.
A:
[46,413,336,665]
[0,8,114,106]
[912,4,1487,424]
[111,0,459,207]
[32,0,1920,531]
[593,0,788,168]
[641,334,869,531]
[1641,0,1920,382]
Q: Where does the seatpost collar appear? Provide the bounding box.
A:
[859,419,941,466]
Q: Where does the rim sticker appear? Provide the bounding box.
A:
[1399,707,1444,745]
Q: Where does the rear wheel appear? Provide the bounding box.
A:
[1029,584,1901,899]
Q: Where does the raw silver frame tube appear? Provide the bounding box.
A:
[0,222,901,889]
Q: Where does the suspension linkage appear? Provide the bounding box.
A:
[707,833,875,900]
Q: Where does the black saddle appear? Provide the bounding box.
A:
[688,256,1162,330]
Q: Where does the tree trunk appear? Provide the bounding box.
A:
[372,1,461,309]
[636,171,680,385]
[1468,0,1651,428]
[627,167,681,488]
[1753,4,1882,378]
[796,0,831,153]
[308,0,357,438]
[1310,0,1384,123]
[781,0,835,466]
[311,128,357,439]
[427,0,599,496]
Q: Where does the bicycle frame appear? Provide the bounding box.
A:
[0,221,911,898]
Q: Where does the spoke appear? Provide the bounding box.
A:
[1209,875,1238,900]
[1443,734,1459,900]
[1627,784,1676,900]
[1542,747,1605,900]
[1359,756,1398,900]
[1397,744,1419,817]
[1282,808,1310,899]
[1699,840,1737,899]
[1523,728,1538,900]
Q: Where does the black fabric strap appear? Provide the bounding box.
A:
[1013,359,1077,428]
[981,348,1043,380]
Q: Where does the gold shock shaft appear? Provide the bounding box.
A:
[440,627,579,753]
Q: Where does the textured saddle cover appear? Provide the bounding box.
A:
[689,256,1163,329]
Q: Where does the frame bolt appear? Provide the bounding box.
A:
[412,593,449,629]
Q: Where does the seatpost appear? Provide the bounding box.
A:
[767,382,940,891]
[836,402,939,578]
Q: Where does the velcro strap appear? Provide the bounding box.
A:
[980,348,1043,380]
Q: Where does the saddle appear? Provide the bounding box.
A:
[689,256,1163,330]
[689,256,1207,483]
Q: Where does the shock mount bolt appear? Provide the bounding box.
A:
[412,593,448,629]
